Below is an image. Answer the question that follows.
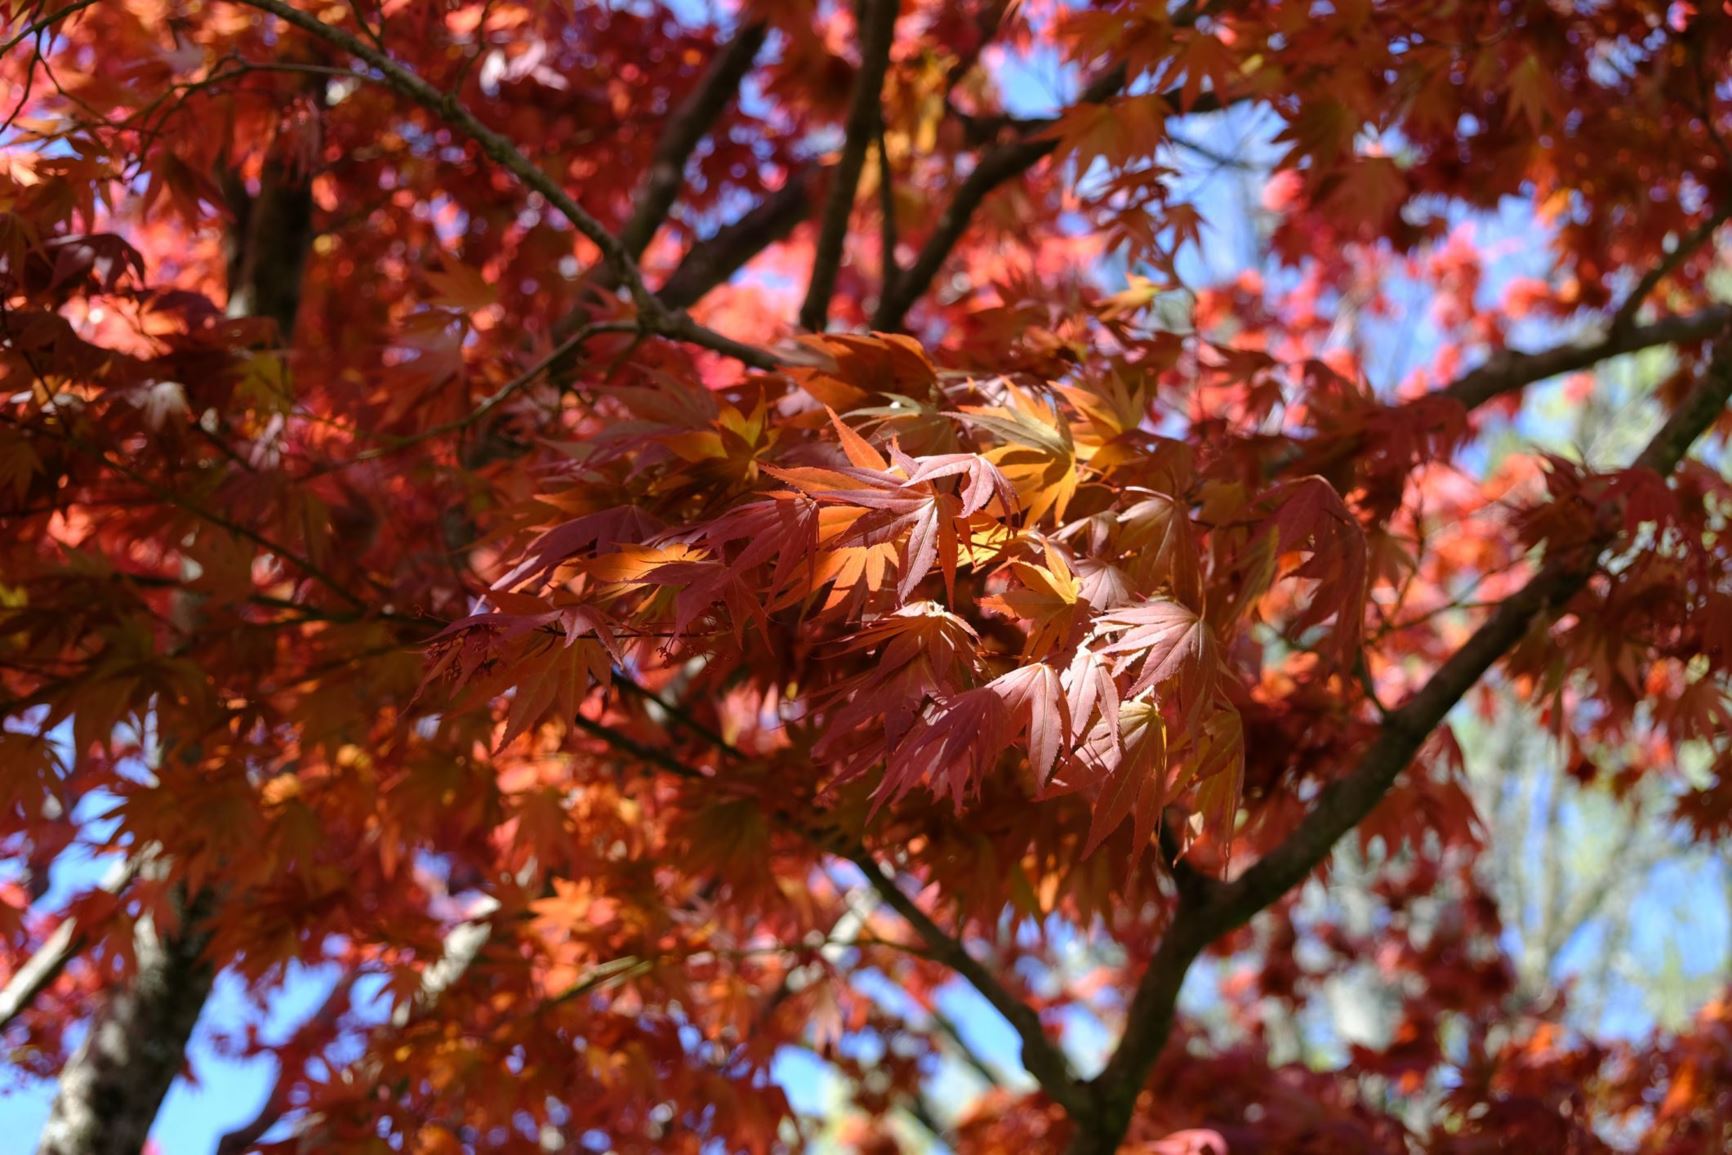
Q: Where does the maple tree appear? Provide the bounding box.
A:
[4,0,1732,1152]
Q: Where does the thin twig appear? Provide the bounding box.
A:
[304,321,637,476]
[1608,207,1731,334]
[93,449,370,610]
[1270,305,1732,482]
[839,848,1087,1115]
[929,1004,1005,1087]
[0,0,100,56]
[870,0,1220,331]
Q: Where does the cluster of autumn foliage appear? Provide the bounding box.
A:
[4,0,1732,1152]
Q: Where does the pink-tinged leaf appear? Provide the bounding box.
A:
[902,452,1017,516]
[1064,645,1121,742]
[1098,599,1215,701]
[990,663,1071,784]
[1080,699,1168,858]
[839,602,982,680]
[881,688,1010,810]
[1117,492,1203,607]
[494,506,666,591]
[1260,475,1368,663]
[901,496,943,602]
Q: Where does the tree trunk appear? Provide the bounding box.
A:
[34,151,312,1155]
[36,890,215,1155]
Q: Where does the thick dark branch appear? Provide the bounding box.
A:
[233,0,780,370]
[1271,305,1732,483]
[212,1087,286,1154]
[614,20,769,264]
[571,713,707,783]
[35,68,325,1155]
[799,0,900,332]
[877,126,898,287]
[0,854,143,1033]
[232,2,622,292]
[1222,336,1732,932]
[1444,304,1732,411]
[550,19,767,369]
[1072,335,1732,1154]
[221,158,313,339]
[871,0,1222,333]
[656,174,815,310]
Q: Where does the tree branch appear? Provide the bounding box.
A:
[221,154,313,339]
[838,848,1087,1115]
[1608,208,1731,335]
[614,20,769,264]
[929,1004,1006,1088]
[870,0,1223,332]
[0,0,101,57]
[546,18,767,371]
[322,319,638,473]
[258,904,501,1154]
[213,973,353,1155]
[1272,305,1732,482]
[231,0,780,370]
[1444,304,1732,412]
[38,883,218,1155]
[571,707,1086,1115]
[398,898,501,1025]
[1070,332,1732,1154]
[656,174,815,310]
[876,126,899,289]
[1228,334,1732,930]
[664,61,1255,324]
[799,0,900,332]
[903,1086,957,1149]
[0,853,143,1033]
[870,63,1132,331]
[36,73,324,1155]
